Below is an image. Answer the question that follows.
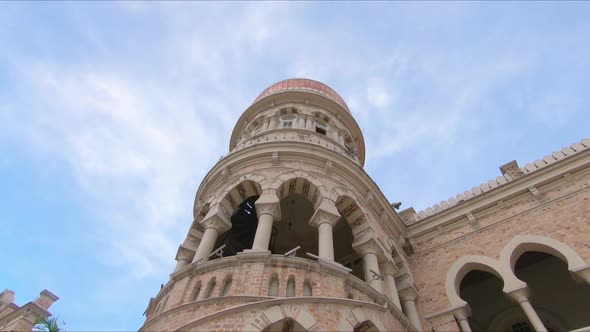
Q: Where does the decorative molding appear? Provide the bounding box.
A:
[200,208,231,233]
[175,245,196,262]
[325,160,333,175]
[409,138,589,224]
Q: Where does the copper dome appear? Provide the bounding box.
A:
[252,78,350,113]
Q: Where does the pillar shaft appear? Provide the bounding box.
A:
[401,299,422,331]
[305,116,313,130]
[192,227,219,263]
[318,222,334,260]
[362,252,383,293]
[298,116,306,129]
[384,274,402,309]
[458,318,472,332]
[251,213,274,251]
[519,300,547,332]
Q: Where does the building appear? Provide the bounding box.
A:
[0,289,59,331]
[139,78,590,332]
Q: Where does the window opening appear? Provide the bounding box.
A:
[281,115,296,129]
[191,281,202,301]
[220,275,232,296]
[268,273,279,296]
[204,277,216,299]
[315,120,327,135]
[303,279,312,296]
[286,275,296,297]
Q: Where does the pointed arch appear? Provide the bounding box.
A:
[218,179,264,216]
[500,235,588,273]
[445,255,526,307]
[219,274,233,297]
[339,308,386,332]
[188,279,202,302]
[269,170,327,207]
[354,320,380,332]
[244,305,318,331]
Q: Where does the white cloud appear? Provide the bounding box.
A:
[366,77,392,110]
[14,62,220,278]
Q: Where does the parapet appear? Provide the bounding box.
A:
[404,138,590,224]
[0,289,59,331]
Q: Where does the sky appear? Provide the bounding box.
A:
[0,2,589,330]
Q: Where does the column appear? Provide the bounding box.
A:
[251,213,274,251]
[453,306,472,332]
[298,115,306,129]
[380,261,402,309]
[353,235,385,293]
[192,227,219,263]
[338,132,345,145]
[329,127,339,141]
[509,288,547,332]
[309,198,340,261]
[174,246,196,272]
[262,118,270,130]
[318,223,335,260]
[269,116,279,130]
[399,288,422,331]
[192,211,231,263]
[305,116,314,130]
[250,193,280,252]
[363,252,384,293]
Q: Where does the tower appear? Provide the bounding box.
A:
[140,79,418,331]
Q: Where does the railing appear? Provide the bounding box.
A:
[232,130,360,163]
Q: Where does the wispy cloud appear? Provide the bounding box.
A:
[1,2,590,330]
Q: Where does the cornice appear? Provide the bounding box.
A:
[409,180,590,258]
[407,148,590,239]
[193,139,406,237]
[173,297,408,332]
[230,90,366,164]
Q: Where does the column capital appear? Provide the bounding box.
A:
[175,245,196,262]
[380,261,400,276]
[398,286,419,302]
[507,287,531,303]
[352,235,388,261]
[309,198,340,226]
[309,206,341,228]
[255,193,281,220]
[200,207,231,233]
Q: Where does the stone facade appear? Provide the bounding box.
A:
[0,289,59,331]
[139,78,590,332]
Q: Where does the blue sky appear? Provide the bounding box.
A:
[1,2,589,330]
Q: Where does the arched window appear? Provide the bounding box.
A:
[268,273,279,296]
[262,318,306,332]
[220,275,232,296]
[286,275,296,297]
[303,279,312,296]
[190,280,202,302]
[253,122,263,135]
[281,114,296,128]
[354,320,379,332]
[204,277,216,299]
